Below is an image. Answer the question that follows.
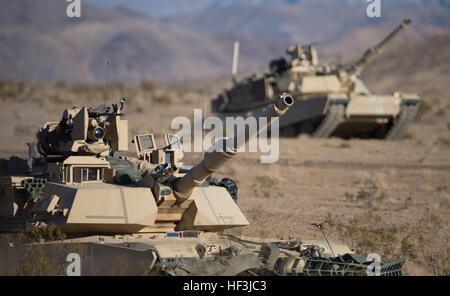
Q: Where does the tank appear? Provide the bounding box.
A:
[212,19,420,139]
[0,95,405,276]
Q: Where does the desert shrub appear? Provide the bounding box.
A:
[69,84,90,94]
[343,178,388,209]
[414,209,449,275]
[54,81,67,88]
[0,226,86,276]
[153,94,172,104]
[140,80,155,92]
[251,175,283,198]
[330,209,449,275]
[435,109,446,117]
[14,125,32,136]
[49,94,69,104]
[416,100,431,119]
[336,214,409,262]
[23,225,66,242]
[437,137,450,148]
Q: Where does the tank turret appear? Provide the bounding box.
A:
[36,98,128,156]
[9,94,292,235]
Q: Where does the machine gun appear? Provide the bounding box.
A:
[36,99,128,156]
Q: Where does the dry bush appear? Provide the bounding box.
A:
[245,204,264,225]
[414,209,449,275]
[344,177,415,211]
[324,142,351,149]
[437,137,450,148]
[343,178,388,209]
[12,243,85,276]
[435,109,446,117]
[1,225,86,276]
[0,82,27,101]
[416,100,431,120]
[251,175,283,198]
[329,209,449,275]
[334,212,406,262]
[152,94,172,104]
[140,81,155,92]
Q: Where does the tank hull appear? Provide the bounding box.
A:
[0,232,405,276]
[277,93,420,139]
[213,85,420,139]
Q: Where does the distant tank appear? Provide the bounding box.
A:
[0,96,405,275]
[212,19,420,139]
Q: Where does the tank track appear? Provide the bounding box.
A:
[384,104,418,140]
[312,103,345,138]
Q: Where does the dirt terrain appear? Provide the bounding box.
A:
[1,34,449,276]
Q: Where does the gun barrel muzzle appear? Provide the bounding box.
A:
[172,94,293,200]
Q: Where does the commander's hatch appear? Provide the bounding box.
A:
[133,133,183,167]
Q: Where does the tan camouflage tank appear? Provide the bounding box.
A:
[0,96,405,275]
[212,19,420,139]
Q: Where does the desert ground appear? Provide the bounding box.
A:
[1,34,449,276]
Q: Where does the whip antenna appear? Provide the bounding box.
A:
[104,60,110,105]
[312,217,335,257]
[231,41,240,85]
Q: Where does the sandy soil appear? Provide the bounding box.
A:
[0,78,448,276]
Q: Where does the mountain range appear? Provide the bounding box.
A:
[86,0,450,18]
[0,0,448,84]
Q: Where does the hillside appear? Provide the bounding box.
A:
[1,0,449,84]
[363,33,450,97]
[168,0,450,54]
[0,0,285,84]
[87,0,450,18]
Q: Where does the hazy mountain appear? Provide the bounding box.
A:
[0,0,448,84]
[86,0,450,18]
[86,0,302,18]
[0,0,285,84]
[167,0,450,54]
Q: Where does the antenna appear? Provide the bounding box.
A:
[231,41,240,85]
[312,217,335,257]
[104,60,110,105]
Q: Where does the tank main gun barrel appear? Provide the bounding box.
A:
[173,94,294,200]
[346,19,411,77]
